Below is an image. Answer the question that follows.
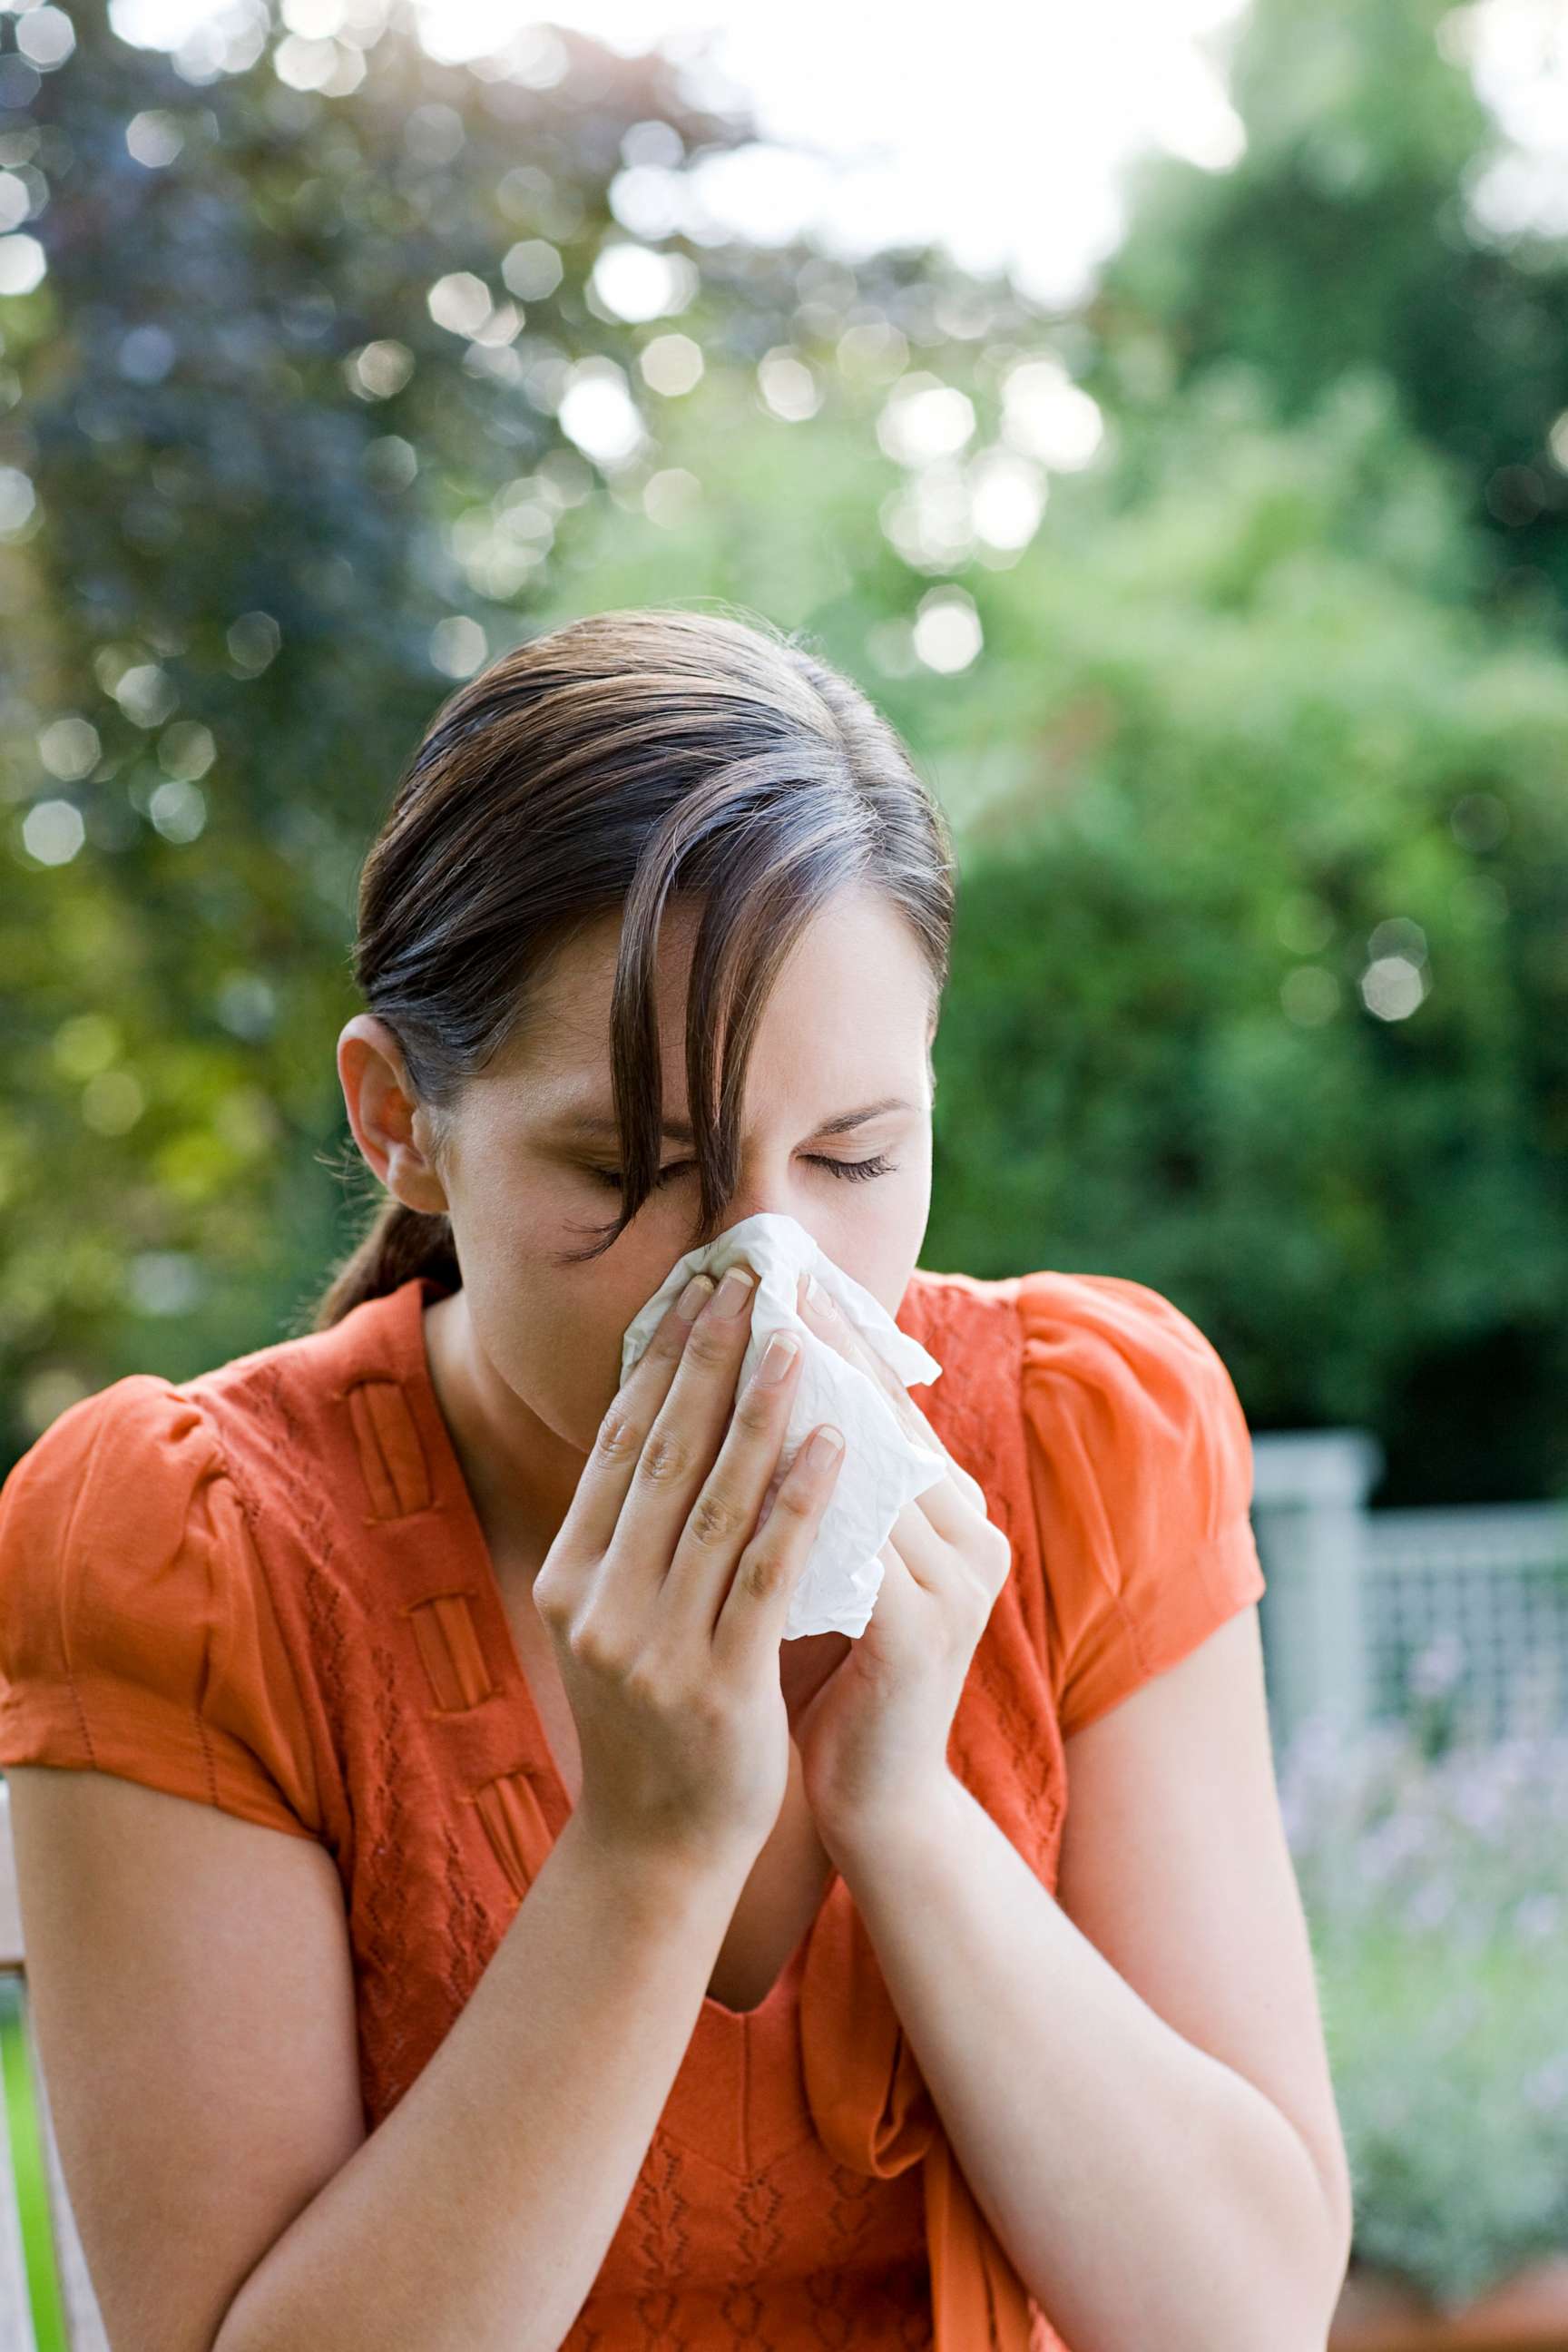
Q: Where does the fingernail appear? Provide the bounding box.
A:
[711,1265,755,1318]
[677,1274,714,1321]
[806,1426,844,1470]
[757,1332,799,1385]
[806,1272,833,1314]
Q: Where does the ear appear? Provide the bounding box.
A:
[337,1014,451,1216]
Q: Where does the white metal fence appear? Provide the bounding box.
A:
[1249,1431,1568,1755]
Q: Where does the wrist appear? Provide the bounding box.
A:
[564,1806,760,1908]
[811,1768,967,1876]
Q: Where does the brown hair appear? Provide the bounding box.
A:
[305,603,956,1331]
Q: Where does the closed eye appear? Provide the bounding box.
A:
[585,1153,899,1191]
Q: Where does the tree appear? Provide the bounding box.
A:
[1098,0,1568,627]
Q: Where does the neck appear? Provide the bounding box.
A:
[419,1288,581,1572]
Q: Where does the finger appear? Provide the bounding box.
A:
[904,1469,998,1547]
[658,1320,808,1641]
[554,1274,717,1563]
[893,1486,992,1580]
[886,1500,1005,1604]
[604,1262,762,1602]
[713,1421,846,1669]
[910,1447,989,1521]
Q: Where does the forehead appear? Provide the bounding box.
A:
[540,884,926,1015]
[541,1091,922,1144]
[485,899,931,1140]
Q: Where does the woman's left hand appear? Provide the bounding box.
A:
[779,1271,1014,1857]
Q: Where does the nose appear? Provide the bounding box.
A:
[685,1189,828,1299]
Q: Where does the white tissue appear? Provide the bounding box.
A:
[619,1212,949,1640]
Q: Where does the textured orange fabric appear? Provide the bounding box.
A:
[0,1266,1265,2349]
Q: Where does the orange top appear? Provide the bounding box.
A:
[0,1267,1265,2350]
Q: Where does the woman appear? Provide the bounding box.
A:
[0,606,1351,2350]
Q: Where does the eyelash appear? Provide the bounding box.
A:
[586,1152,899,1191]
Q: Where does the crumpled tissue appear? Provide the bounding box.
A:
[619,1211,949,1640]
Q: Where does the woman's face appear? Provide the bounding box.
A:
[338,883,936,1545]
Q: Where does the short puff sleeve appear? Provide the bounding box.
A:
[1017,1271,1266,1741]
[0,1376,321,1839]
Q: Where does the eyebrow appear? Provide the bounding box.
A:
[554,1094,921,1143]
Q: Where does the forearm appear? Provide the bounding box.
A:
[215,1815,750,2352]
[826,1777,1348,2352]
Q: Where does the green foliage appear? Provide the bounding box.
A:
[926,377,1568,1502]
[1102,0,1568,620]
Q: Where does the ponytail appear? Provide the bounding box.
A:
[302,1198,460,1336]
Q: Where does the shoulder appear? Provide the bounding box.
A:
[0,1373,242,1720]
[0,1370,227,1558]
[1014,1268,1254,1481]
[0,1374,322,1838]
[1010,1269,1265,1740]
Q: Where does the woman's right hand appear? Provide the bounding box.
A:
[531,1262,847,1877]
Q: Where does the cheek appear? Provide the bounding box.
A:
[459,1159,621,1281]
[478,1286,624,1453]
[518,1257,679,1433]
[853,1169,930,1315]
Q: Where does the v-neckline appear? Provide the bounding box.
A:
[386,1273,838,2022]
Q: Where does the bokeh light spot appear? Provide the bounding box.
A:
[22,799,86,867]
